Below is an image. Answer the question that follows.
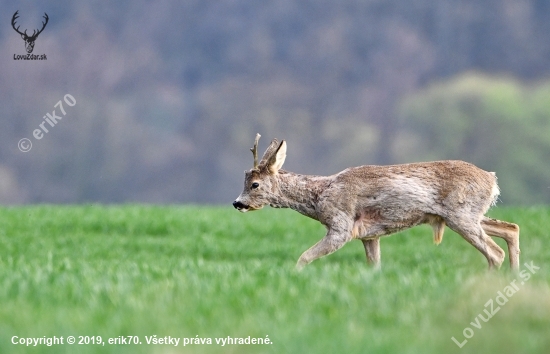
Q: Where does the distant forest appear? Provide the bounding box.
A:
[1,0,549,204]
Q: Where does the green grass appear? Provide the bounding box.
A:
[0,205,549,354]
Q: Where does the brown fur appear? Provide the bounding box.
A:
[233,135,520,270]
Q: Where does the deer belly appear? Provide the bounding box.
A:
[352,207,425,239]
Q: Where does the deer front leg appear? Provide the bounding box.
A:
[296,227,352,270]
[361,238,381,269]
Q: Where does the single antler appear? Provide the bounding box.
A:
[11,11,24,36]
[34,13,49,38]
[250,133,261,169]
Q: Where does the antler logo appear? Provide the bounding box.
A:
[11,10,49,54]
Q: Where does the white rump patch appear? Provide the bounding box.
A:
[490,173,500,206]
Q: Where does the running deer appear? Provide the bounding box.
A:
[233,134,520,270]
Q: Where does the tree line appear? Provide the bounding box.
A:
[0,0,549,204]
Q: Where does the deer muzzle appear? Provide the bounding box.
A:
[232,200,249,212]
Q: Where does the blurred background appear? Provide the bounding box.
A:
[1,0,549,205]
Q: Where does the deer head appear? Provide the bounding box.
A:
[12,11,49,54]
[233,134,287,212]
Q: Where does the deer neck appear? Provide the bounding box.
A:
[269,171,329,220]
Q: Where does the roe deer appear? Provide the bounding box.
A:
[233,134,520,270]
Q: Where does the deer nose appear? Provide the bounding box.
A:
[233,200,244,209]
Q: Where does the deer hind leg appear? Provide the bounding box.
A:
[296,228,351,270]
[481,217,520,270]
[361,238,381,269]
[446,218,505,269]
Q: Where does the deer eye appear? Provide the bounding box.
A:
[251,182,259,189]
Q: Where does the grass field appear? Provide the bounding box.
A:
[0,205,548,354]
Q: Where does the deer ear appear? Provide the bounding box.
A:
[268,140,286,174]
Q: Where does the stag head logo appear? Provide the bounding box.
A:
[11,11,49,54]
